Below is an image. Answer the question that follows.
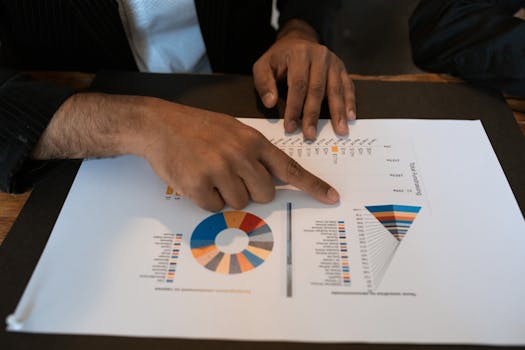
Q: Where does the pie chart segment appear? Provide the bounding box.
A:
[190,213,227,249]
[190,211,274,274]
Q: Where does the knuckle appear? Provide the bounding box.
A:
[185,178,210,199]
[295,41,310,53]
[317,45,329,60]
[260,75,273,87]
[225,131,266,164]
[254,187,275,204]
[312,177,328,196]
[252,60,262,74]
[309,81,325,98]
[239,127,266,150]
[348,77,355,90]
[283,52,292,65]
[206,200,225,212]
[305,109,320,123]
[250,176,275,203]
[188,186,225,212]
[228,196,249,210]
[254,70,271,87]
[243,125,263,141]
[210,157,231,176]
[329,83,344,97]
[252,56,267,72]
[286,158,304,180]
[331,54,345,69]
[290,78,308,95]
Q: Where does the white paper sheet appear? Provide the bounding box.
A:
[6,119,525,344]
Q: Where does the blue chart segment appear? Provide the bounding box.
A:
[190,211,273,274]
[365,205,421,241]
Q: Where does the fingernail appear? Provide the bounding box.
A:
[347,109,356,120]
[307,126,316,139]
[327,188,340,203]
[338,118,349,134]
[263,92,274,107]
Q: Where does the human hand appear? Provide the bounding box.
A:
[33,93,338,211]
[137,98,339,211]
[253,19,356,141]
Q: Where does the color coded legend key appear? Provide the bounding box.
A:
[165,233,183,283]
[338,221,350,286]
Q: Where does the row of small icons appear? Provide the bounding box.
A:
[281,145,374,157]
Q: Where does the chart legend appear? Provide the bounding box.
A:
[338,221,350,286]
[166,234,183,283]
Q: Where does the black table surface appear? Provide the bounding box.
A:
[1,72,523,350]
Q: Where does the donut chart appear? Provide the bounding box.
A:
[190,211,273,274]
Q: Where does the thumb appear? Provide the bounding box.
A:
[253,60,278,108]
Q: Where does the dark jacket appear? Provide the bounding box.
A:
[0,0,339,193]
[410,0,525,97]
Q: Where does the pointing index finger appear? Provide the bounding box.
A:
[260,140,340,205]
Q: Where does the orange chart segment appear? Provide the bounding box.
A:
[196,247,221,267]
[190,211,273,274]
[223,211,247,229]
[191,244,216,259]
[236,252,254,273]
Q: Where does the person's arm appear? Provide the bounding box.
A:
[410,0,525,97]
[0,69,75,193]
[32,92,340,211]
[253,0,356,141]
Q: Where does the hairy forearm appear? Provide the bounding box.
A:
[27,88,340,211]
[31,93,152,160]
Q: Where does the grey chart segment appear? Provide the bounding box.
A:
[249,241,274,251]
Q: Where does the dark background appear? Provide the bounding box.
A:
[330,0,422,74]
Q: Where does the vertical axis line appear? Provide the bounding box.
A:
[286,202,292,298]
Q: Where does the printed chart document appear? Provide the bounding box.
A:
[6,119,525,345]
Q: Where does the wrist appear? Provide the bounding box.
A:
[128,97,198,160]
[118,95,169,158]
[277,19,319,43]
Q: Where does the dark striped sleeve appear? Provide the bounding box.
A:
[0,69,74,193]
[277,0,341,44]
[0,0,134,193]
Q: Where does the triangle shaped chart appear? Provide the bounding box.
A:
[365,205,421,241]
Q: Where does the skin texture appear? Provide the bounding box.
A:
[33,93,340,211]
[32,19,353,211]
[253,19,356,141]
